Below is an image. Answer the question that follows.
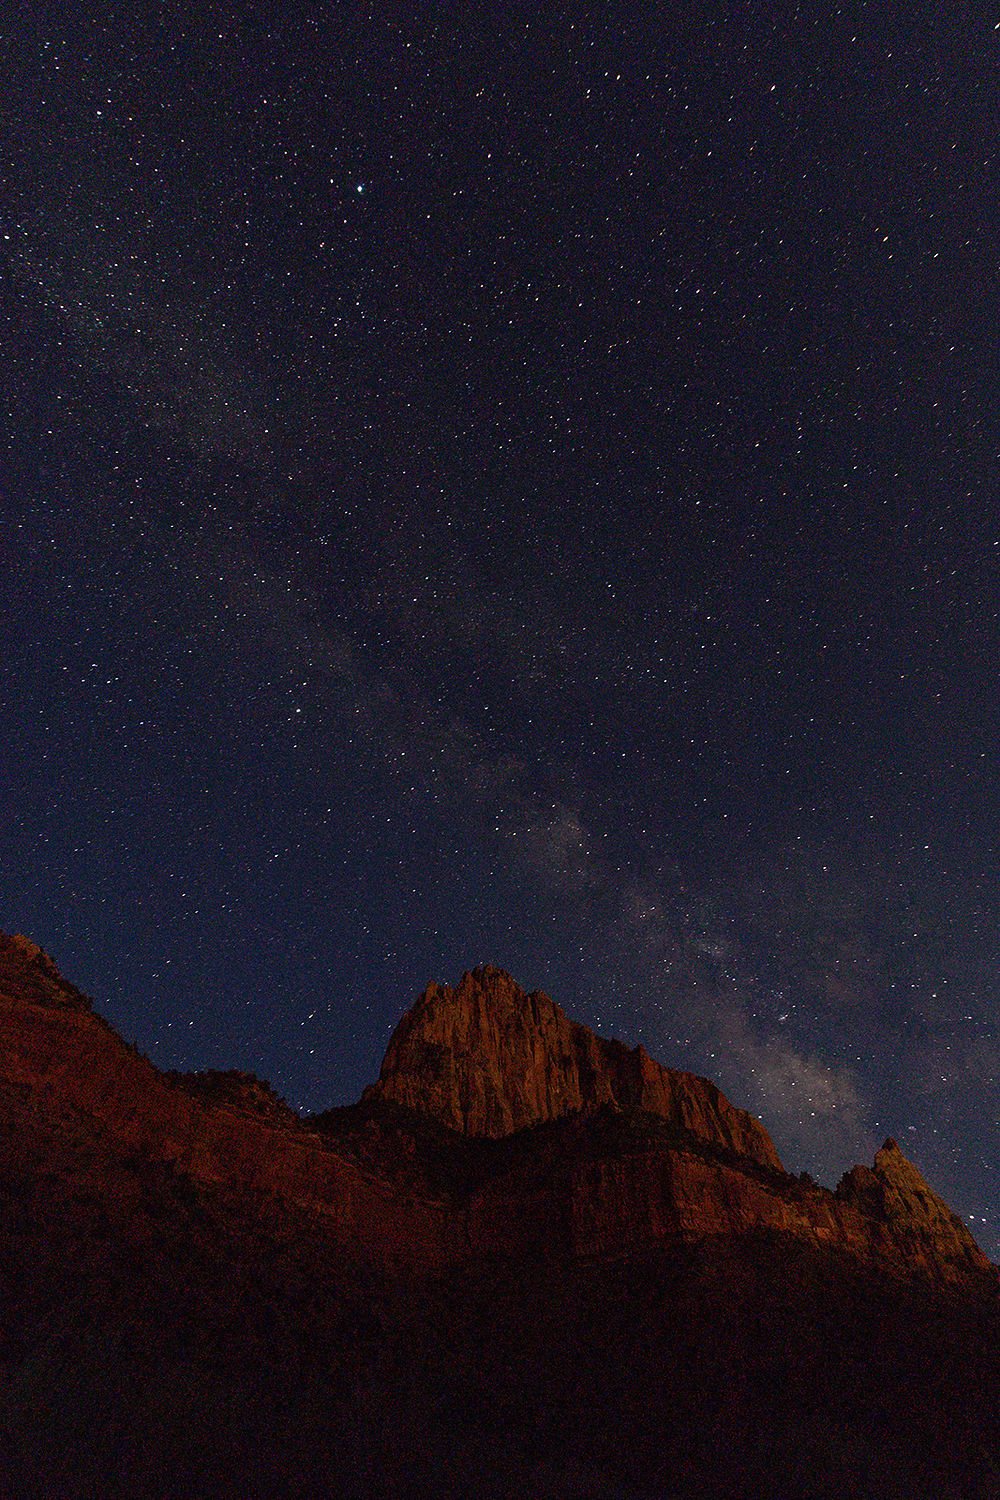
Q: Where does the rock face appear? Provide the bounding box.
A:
[368,965,785,1169]
[0,935,992,1285]
[4,934,1000,1498]
[360,968,992,1281]
[834,1138,985,1280]
[0,931,457,1270]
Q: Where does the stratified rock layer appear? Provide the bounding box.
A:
[3,933,999,1500]
[368,965,784,1168]
[0,935,992,1284]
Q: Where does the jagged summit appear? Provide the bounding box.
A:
[368,965,781,1168]
[0,934,993,1284]
[0,928,94,1012]
[3,932,998,1498]
[836,1136,979,1257]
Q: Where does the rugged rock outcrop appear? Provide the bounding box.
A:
[0,934,993,1285]
[368,964,784,1169]
[834,1137,986,1280]
[0,931,456,1270]
[3,933,1000,1498]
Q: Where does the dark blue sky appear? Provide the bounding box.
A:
[3,4,998,1256]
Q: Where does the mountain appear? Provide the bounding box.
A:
[2,932,999,1498]
[368,964,784,1164]
[366,964,990,1282]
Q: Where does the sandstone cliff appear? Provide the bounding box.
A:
[367,964,784,1169]
[0,934,992,1285]
[4,933,999,1500]
[0,931,456,1270]
[834,1138,985,1280]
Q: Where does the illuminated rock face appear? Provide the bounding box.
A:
[3,934,998,1498]
[0,931,458,1269]
[832,1138,989,1280]
[0,934,993,1284]
[368,965,785,1169]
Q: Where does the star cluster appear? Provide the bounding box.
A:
[2,7,998,1255]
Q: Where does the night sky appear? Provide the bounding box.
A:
[3,7,998,1256]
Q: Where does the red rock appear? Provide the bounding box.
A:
[0,931,457,1270]
[0,936,993,1285]
[3,935,998,1499]
[368,964,785,1170]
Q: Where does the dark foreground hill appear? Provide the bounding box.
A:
[1,932,998,1498]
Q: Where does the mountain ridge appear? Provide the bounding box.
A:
[1,931,992,1283]
[3,928,1000,1498]
[366,963,785,1169]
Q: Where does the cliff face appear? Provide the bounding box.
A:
[0,935,992,1287]
[834,1138,986,1280]
[4,934,999,1499]
[0,932,456,1270]
[368,965,785,1170]
[457,1114,990,1282]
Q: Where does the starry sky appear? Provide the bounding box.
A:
[3,5,999,1255]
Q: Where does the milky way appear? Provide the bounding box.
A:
[2,7,998,1254]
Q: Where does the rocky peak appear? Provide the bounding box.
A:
[9,932,42,961]
[834,1137,988,1277]
[367,965,784,1170]
[0,930,93,1012]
